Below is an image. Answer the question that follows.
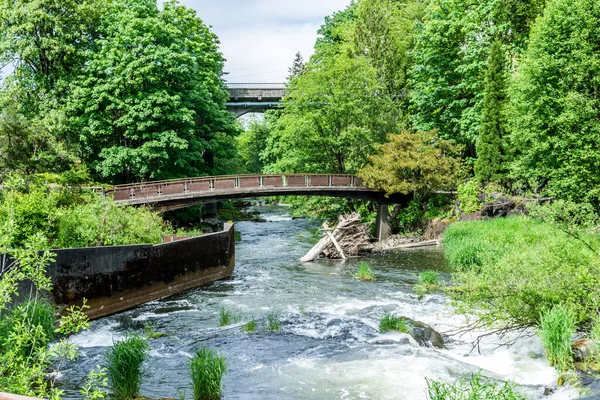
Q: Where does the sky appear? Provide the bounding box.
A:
[172,0,352,83]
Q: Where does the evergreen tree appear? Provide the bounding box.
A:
[287,51,306,83]
[475,40,507,185]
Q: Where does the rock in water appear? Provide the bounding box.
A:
[403,317,445,349]
[573,338,597,362]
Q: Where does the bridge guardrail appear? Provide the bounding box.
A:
[226,83,286,90]
[107,174,366,202]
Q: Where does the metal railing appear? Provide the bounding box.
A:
[226,83,286,90]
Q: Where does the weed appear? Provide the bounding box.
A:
[419,270,440,286]
[266,310,280,331]
[218,307,241,327]
[379,313,408,333]
[104,335,149,400]
[143,323,167,339]
[355,261,374,281]
[242,320,257,332]
[426,373,527,399]
[539,304,575,373]
[188,347,227,400]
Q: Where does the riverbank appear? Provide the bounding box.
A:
[56,206,577,399]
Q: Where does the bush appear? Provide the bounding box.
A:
[104,335,149,400]
[426,373,526,400]
[189,347,227,400]
[539,305,575,373]
[442,217,600,328]
[355,261,374,281]
[379,314,408,333]
[457,180,481,214]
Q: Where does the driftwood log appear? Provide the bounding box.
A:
[300,213,372,262]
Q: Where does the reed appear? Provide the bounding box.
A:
[189,347,227,400]
[379,313,408,333]
[539,304,575,372]
[355,261,374,281]
[104,335,149,400]
[242,319,257,332]
[266,310,280,331]
[218,307,241,327]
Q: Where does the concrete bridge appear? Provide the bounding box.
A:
[108,174,412,240]
[226,83,286,117]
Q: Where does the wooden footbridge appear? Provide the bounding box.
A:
[107,174,412,240]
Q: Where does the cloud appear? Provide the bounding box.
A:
[173,0,352,82]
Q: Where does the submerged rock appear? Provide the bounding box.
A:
[403,317,445,349]
[573,338,598,362]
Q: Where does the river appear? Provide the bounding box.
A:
[58,205,578,399]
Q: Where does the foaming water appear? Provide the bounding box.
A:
[58,205,579,399]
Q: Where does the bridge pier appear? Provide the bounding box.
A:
[375,203,392,241]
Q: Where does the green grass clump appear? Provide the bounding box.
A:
[218,307,241,327]
[266,310,280,331]
[104,335,149,400]
[144,323,167,339]
[355,261,374,281]
[189,347,227,400]
[419,270,440,286]
[539,304,575,373]
[379,313,408,333]
[426,373,526,400]
[242,320,257,332]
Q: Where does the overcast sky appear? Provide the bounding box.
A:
[173,0,352,83]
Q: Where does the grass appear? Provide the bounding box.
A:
[539,304,575,373]
[188,347,227,400]
[104,335,149,400]
[419,270,440,286]
[379,313,408,333]
[591,314,600,350]
[0,298,57,355]
[426,373,527,400]
[218,307,241,327]
[143,323,167,339]
[355,261,375,281]
[266,310,280,331]
[242,319,257,332]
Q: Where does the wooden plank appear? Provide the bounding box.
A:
[326,230,346,259]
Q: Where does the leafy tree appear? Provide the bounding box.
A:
[314,2,358,51]
[236,114,274,173]
[475,41,507,185]
[359,131,460,195]
[509,0,600,202]
[67,0,238,183]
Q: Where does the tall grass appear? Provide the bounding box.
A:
[426,374,526,400]
[539,304,575,372]
[189,347,227,400]
[104,335,149,400]
[218,307,241,327]
[0,298,57,356]
[379,313,408,333]
[418,270,440,286]
[266,310,280,331]
[355,261,374,281]
[242,319,257,332]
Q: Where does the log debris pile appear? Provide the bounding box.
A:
[300,213,373,262]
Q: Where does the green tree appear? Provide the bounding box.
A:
[475,41,507,185]
[236,114,274,173]
[286,51,306,84]
[359,130,460,196]
[509,0,600,201]
[67,0,238,183]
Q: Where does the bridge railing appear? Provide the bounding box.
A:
[108,174,365,202]
[226,83,286,90]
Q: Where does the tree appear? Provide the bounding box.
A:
[286,51,305,84]
[67,0,239,183]
[475,41,507,185]
[509,0,600,202]
[359,131,460,196]
[237,114,275,173]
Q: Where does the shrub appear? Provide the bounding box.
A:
[266,310,280,331]
[104,335,149,400]
[426,373,526,400]
[379,314,408,333]
[539,305,575,373]
[457,180,481,214]
[242,320,256,332]
[189,347,227,400]
[355,261,374,281]
[218,307,241,327]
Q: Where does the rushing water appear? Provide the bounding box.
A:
[58,205,579,399]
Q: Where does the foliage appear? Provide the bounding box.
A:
[457,180,481,214]
[509,0,600,202]
[355,261,374,281]
[218,307,241,327]
[242,320,257,333]
[80,366,109,400]
[104,335,149,400]
[475,41,507,185]
[188,347,227,400]
[359,130,460,196]
[419,270,440,286]
[442,217,600,328]
[266,310,281,331]
[379,314,408,333]
[539,304,575,372]
[236,114,275,174]
[426,373,527,400]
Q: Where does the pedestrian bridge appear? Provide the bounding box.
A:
[107,174,412,240]
[225,83,286,117]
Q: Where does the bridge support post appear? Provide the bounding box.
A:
[375,203,392,242]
